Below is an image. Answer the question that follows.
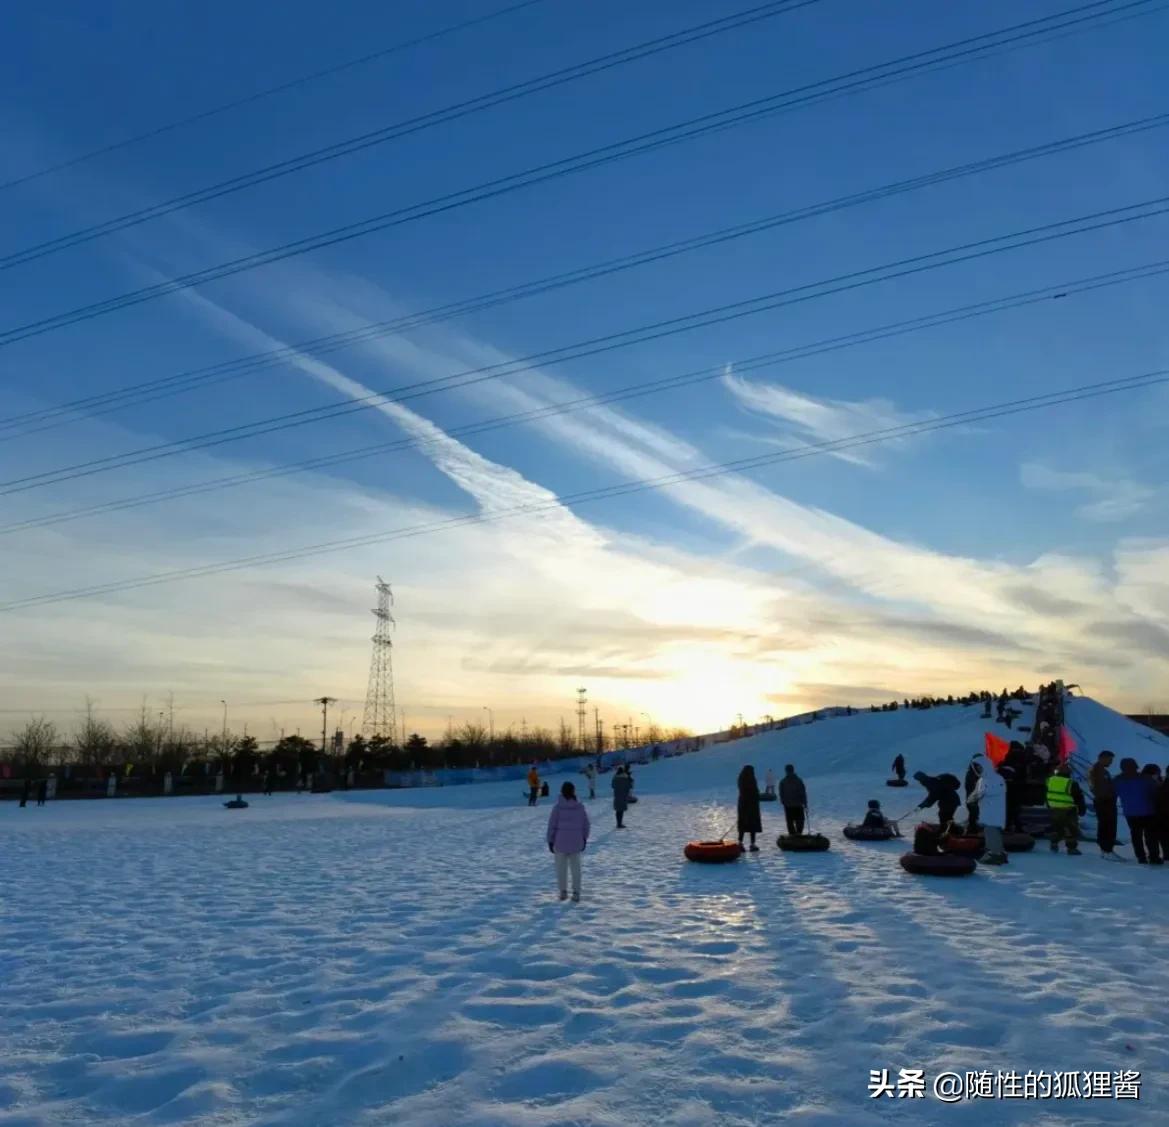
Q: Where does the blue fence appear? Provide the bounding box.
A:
[383,740,696,789]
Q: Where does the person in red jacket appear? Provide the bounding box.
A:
[546,781,590,902]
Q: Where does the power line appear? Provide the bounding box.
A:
[0,0,557,193]
[2,256,1164,539]
[0,0,1155,348]
[0,697,362,714]
[3,191,1166,496]
[0,0,822,269]
[3,367,1165,613]
[4,110,1164,441]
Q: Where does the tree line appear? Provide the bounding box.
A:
[2,704,692,779]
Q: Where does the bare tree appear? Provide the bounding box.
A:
[122,704,163,765]
[13,717,59,772]
[454,722,488,748]
[74,698,119,765]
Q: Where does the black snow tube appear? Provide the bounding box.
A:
[627,795,638,804]
[1003,831,1036,852]
[885,778,909,787]
[760,792,777,802]
[900,851,977,876]
[843,824,896,841]
[224,799,249,809]
[778,833,831,852]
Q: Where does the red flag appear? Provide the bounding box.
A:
[1059,726,1076,763]
[984,732,1009,766]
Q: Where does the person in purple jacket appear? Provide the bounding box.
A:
[547,781,591,902]
[1113,758,1162,864]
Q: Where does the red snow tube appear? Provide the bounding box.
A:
[1003,831,1036,852]
[885,778,909,787]
[777,833,831,852]
[943,833,986,858]
[900,851,977,877]
[843,824,896,841]
[684,840,743,863]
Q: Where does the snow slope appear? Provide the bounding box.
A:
[2,698,1167,1126]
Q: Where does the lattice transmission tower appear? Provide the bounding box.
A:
[362,577,398,740]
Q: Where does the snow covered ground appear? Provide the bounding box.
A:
[2,696,1168,1126]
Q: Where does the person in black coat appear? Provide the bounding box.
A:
[913,771,961,832]
[737,766,762,851]
[778,764,808,836]
[35,777,48,806]
[891,754,906,782]
[19,777,30,808]
[734,762,762,851]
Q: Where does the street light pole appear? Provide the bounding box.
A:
[220,699,227,746]
[315,697,337,757]
[483,706,494,741]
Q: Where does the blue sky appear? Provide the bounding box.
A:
[2,0,1168,742]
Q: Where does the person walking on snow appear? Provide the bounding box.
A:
[1089,750,1118,858]
[913,771,961,834]
[547,781,590,902]
[612,765,633,829]
[779,764,808,836]
[527,765,540,807]
[737,766,762,851]
[891,754,906,783]
[582,762,597,800]
[1046,762,1087,855]
[764,768,777,797]
[967,753,1007,864]
[1114,758,1161,864]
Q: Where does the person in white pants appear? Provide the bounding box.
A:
[968,752,1007,864]
[546,780,591,902]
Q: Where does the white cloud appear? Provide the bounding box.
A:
[720,368,935,466]
[1020,461,1154,523]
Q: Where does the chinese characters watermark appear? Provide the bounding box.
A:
[868,1068,1141,1102]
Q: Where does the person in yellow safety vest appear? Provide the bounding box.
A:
[527,766,540,807]
[1046,763,1087,855]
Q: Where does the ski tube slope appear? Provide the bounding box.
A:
[1,697,1167,1126]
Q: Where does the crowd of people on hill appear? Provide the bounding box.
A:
[867,686,1035,716]
[541,681,1169,900]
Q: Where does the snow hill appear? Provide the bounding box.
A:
[2,696,1167,1126]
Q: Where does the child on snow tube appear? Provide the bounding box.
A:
[862,799,891,831]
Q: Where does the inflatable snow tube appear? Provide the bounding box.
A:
[760,792,777,802]
[943,834,986,858]
[684,840,742,863]
[843,824,896,841]
[223,799,249,809]
[777,833,831,852]
[899,851,977,877]
[1002,831,1036,853]
[885,778,909,788]
[627,795,638,804]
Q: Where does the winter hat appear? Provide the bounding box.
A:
[867,799,880,810]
